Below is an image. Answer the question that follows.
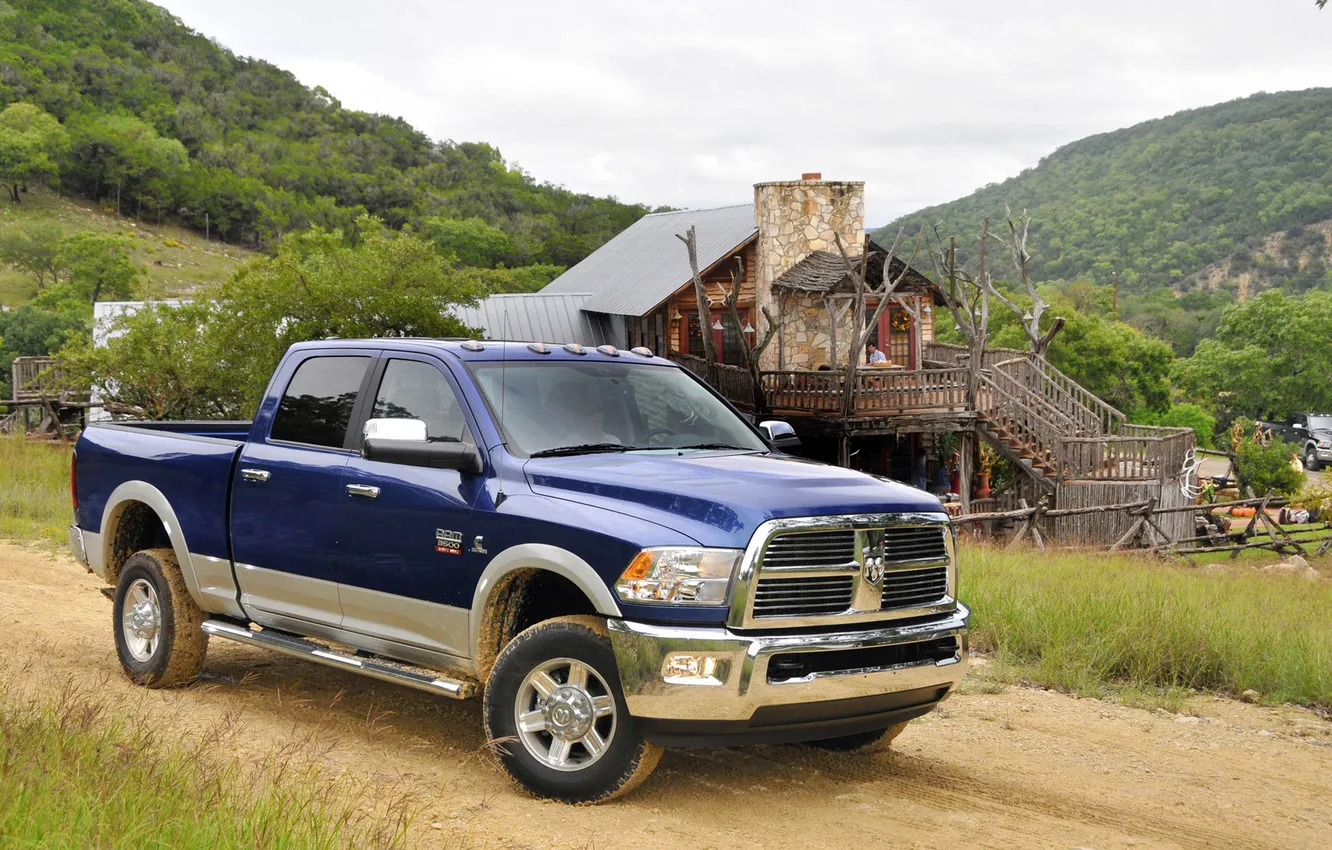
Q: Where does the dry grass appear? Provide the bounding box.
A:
[0,672,417,849]
[0,434,72,547]
[961,544,1332,708]
[0,189,254,307]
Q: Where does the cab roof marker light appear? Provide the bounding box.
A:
[563,343,588,355]
[527,342,551,354]
[459,339,485,352]
[630,347,654,358]
[596,345,620,357]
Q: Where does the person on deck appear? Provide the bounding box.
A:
[866,343,888,365]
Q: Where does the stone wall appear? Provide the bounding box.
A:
[753,179,865,370]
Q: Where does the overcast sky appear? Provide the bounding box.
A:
[158,0,1332,226]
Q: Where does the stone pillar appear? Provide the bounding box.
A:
[753,177,866,370]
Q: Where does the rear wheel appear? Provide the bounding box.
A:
[806,720,911,752]
[483,615,661,803]
[112,548,209,688]
[1306,447,1322,472]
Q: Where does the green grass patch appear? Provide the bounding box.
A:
[0,434,73,547]
[962,546,1332,708]
[0,189,254,307]
[0,681,413,848]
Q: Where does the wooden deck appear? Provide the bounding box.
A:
[668,349,1195,489]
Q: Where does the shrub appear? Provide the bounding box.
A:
[1231,419,1303,497]
[1133,402,1217,448]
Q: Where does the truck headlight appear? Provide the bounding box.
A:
[615,547,740,606]
[1318,439,1331,448]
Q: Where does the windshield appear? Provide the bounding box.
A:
[1310,415,1332,431]
[467,361,769,457]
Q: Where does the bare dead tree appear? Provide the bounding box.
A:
[675,225,717,366]
[834,227,923,419]
[720,255,780,413]
[925,219,992,406]
[989,206,1064,360]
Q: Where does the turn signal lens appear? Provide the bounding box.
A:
[615,547,740,606]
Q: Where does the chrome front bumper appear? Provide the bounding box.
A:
[607,604,969,724]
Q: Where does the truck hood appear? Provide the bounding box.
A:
[524,450,945,549]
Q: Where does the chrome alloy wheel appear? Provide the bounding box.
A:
[513,657,617,772]
[121,578,162,663]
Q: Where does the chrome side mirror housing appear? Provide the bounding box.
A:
[363,417,428,443]
[759,420,800,450]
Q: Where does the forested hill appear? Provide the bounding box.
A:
[877,88,1332,294]
[0,0,653,265]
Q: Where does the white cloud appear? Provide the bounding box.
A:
[160,0,1332,225]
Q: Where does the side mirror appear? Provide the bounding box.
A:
[759,419,801,450]
[362,418,484,474]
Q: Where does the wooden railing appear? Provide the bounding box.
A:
[761,371,845,413]
[975,369,1066,479]
[1056,428,1192,482]
[850,368,969,414]
[993,357,1125,437]
[10,356,63,402]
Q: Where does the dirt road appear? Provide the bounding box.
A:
[2,542,1329,849]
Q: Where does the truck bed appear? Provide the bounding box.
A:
[74,422,250,564]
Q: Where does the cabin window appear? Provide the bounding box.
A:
[679,309,753,366]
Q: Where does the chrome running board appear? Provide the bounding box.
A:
[201,620,476,700]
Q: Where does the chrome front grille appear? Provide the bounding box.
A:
[879,526,949,563]
[759,530,857,570]
[881,566,949,610]
[733,514,956,628]
[753,575,855,617]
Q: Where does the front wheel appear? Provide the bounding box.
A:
[1306,447,1322,472]
[483,616,662,803]
[806,720,911,752]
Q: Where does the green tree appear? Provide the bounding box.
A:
[49,232,140,305]
[57,300,245,420]
[423,216,515,267]
[0,102,69,203]
[0,222,65,288]
[69,114,187,217]
[1175,290,1332,422]
[60,219,485,417]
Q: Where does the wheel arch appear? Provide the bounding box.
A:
[98,481,207,611]
[470,544,622,681]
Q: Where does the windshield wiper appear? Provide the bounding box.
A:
[529,443,634,458]
[671,442,763,452]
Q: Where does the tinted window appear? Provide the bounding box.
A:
[468,361,767,457]
[372,359,472,443]
[270,356,370,448]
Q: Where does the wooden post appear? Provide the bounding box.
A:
[958,430,972,514]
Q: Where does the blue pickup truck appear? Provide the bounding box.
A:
[69,338,969,802]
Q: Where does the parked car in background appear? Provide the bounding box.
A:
[1259,413,1332,471]
[67,338,969,803]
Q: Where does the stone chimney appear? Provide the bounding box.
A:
[753,176,866,369]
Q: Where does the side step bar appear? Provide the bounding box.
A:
[201,620,476,700]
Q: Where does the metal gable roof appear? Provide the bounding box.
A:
[542,204,757,317]
[448,292,613,346]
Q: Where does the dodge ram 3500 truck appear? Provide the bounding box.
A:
[69,338,969,802]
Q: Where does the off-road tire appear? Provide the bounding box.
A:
[483,615,662,804]
[1305,447,1322,472]
[806,720,911,752]
[112,548,209,687]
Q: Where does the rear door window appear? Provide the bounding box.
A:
[270,356,371,449]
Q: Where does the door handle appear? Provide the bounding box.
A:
[346,484,380,499]
[240,468,271,483]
